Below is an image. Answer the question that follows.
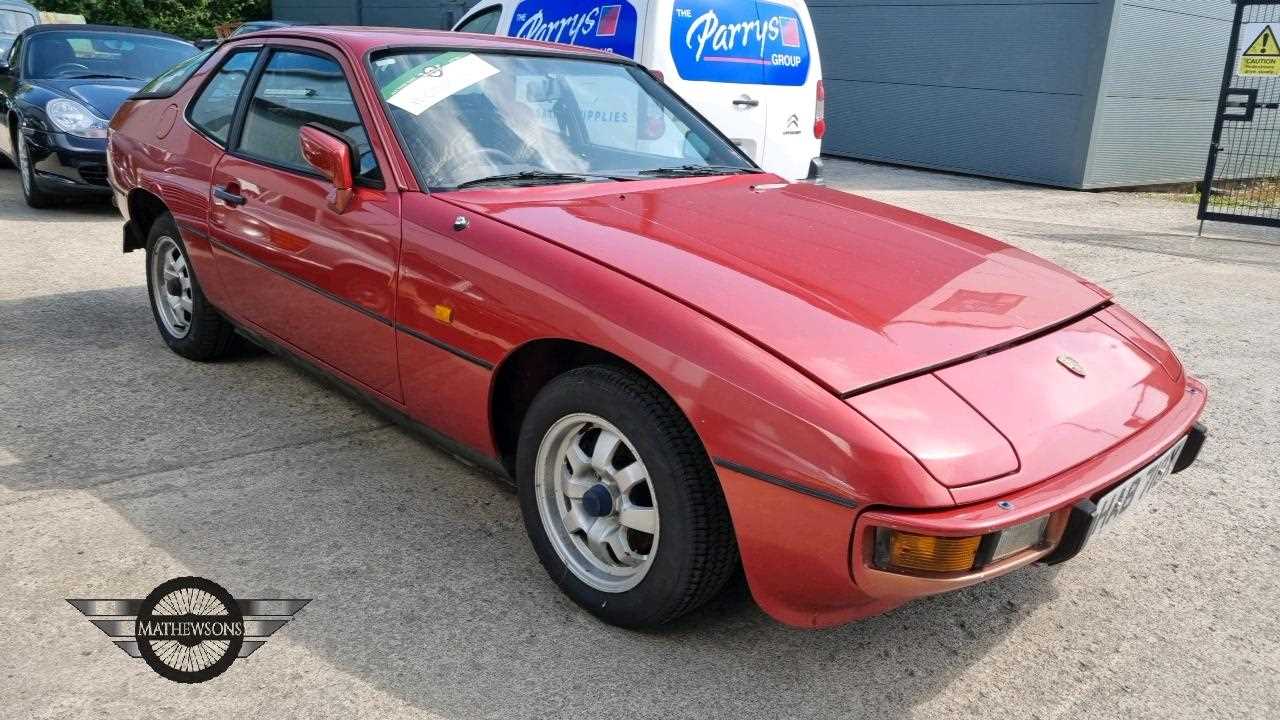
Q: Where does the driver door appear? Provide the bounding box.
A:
[207,44,404,401]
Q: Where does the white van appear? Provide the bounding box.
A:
[452,0,825,180]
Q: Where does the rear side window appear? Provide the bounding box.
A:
[456,6,502,35]
[189,50,260,145]
[238,50,380,183]
[669,0,811,86]
[136,47,215,99]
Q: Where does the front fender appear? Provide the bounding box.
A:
[399,193,949,626]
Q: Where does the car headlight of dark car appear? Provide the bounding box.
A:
[46,98,110,139]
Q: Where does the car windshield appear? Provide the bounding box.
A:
[0,9,35,35]
[371,50,757,190]
[23,31,196,81]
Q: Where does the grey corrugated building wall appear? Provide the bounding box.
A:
[272,0,471,30]
[271,0,1234,189]
[809,0,1236,188]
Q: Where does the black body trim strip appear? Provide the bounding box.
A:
[395,324,495,370]
[186,225,494,371]
[840,300,1113,399]
[713,458,858,509]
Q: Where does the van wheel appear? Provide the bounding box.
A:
[145,213,237,361]
[517,365,739,628]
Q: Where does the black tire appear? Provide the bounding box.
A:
[516,365,739,628]
[145,213,238,361]
[15,132,56,209]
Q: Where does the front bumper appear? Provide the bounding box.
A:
[717,377,1207,628]
[851,378,1207,604]
[22,129,111,197]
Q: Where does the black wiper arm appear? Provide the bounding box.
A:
[65,73,141,80]
[453,170,630,189]
[636,165,760,177]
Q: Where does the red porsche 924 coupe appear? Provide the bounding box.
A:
[107,27,1207,628]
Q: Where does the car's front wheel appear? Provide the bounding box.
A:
[145,213,237,361]
[517,365,738,628]
[15,133,55,209]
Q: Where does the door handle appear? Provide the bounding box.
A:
[214,185,246,206]
[732,97,760,108]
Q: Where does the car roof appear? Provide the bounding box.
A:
[235,26,626,63]
[19,23,190,43]
[0,0,37,11]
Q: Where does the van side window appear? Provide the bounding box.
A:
[456,6,502,35]
[238,50,381,184]
[189,50,260,145]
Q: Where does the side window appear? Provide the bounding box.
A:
[189,50,260,145]
[238,50,380,183]
[456,7,502,35]
[137,47,215,99]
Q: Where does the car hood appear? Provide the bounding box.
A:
[444,175,1110,394]
[38,78,146,120]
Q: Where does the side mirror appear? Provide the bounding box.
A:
[299,124,354,214]
[0,61,11,76]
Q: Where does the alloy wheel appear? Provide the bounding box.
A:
[150,235,194,338]
[534,413,660,592]
[17,135,32,195]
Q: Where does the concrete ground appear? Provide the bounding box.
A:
[1,158,1276,719]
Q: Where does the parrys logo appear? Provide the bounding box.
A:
[68,577,310,683]
[512,0,639,57]
[671,0,811,86]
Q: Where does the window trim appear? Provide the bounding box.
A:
[184,45,267,149]
[228,44,385,190]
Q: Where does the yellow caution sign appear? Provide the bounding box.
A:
[1241,24,1280,76]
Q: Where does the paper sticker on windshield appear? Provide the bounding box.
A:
[511,0,640,58]
[383,53,500,115]
[670,0,810,86]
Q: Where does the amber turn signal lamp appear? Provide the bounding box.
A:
[876,529,981,573]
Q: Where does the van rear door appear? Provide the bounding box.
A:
[660,0,817,176]
[755,0,821,180]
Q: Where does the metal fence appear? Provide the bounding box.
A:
[1200,0,1280,229]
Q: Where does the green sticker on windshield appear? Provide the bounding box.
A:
[381,52,500,115]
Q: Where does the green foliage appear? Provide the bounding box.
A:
[36,1,272,40]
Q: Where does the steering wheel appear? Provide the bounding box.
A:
[50,62,92,77]
[434,147,516,183]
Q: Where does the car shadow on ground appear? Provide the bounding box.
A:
[2,286,1061,719]
[0,168,118,220]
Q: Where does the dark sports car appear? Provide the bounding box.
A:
[0,24,197,207]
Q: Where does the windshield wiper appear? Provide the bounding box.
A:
[453,170,630,190]
[64,73,141,80]
[635,165,761,178]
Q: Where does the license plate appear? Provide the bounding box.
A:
[1084,437,1187,543]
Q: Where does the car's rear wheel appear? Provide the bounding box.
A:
[517,365,738,628]
[16,133,55,209]
[145,213,237,361]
